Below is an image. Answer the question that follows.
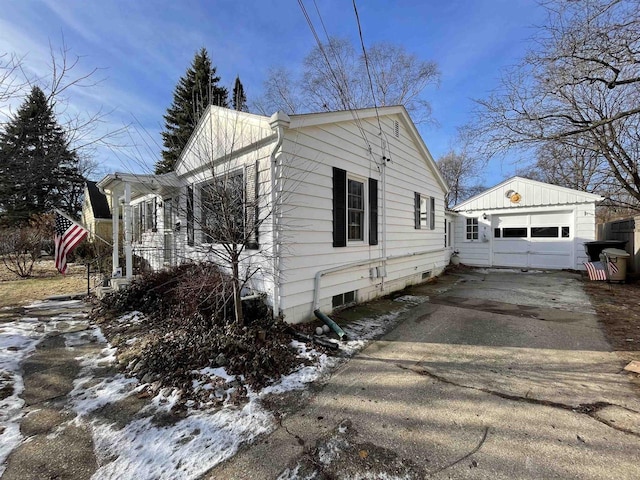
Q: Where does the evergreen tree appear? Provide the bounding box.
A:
[232,76,247,112]
[157,48,229,174]
[0,86,83,225]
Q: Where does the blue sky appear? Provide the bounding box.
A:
[0,0,546,185]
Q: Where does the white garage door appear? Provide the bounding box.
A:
[492,212,573,269]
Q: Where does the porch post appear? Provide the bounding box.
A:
[124,182,133,279]
[111,190,120,276]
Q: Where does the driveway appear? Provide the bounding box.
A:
[208,269,640,479]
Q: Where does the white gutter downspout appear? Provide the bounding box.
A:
[312,247,443,313]
[268,111,291,319]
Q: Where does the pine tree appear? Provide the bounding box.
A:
[0,86,83,225]
[232,76,247,112]
[157,48,229,174]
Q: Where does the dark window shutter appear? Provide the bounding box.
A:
[430,196,435,230]
[333,167,347,247]
[152,197,157,231]
[414,192,420,229]
[187,185,194,246]
[245,162,259,249]
[369,178,378,245]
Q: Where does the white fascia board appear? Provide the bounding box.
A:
[453,176,604,211]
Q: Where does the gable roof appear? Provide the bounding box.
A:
[174,105,274,175]
[288,105,449,193]
[453,176,604,211]
[85,181,111,219]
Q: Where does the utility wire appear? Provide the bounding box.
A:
[299,0,376,161]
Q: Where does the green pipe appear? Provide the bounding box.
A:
[314,309,347,341]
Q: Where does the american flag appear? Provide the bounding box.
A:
[54,212,88,274]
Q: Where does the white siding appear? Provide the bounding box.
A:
[455,177,602,211]
[278,114,446,323]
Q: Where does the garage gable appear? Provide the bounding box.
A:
[454,177,603,212]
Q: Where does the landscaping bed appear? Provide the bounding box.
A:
[90,263,334,410]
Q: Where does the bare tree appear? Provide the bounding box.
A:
[475,0,640,205]
[437,150,486,208]
[256,37,439,122]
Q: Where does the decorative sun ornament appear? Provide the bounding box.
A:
[505,189,521,203]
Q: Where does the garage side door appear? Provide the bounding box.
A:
[492,212,573,269]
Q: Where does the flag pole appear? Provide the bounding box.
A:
[54,208,112,247]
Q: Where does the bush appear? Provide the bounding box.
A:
[94,262,300,404]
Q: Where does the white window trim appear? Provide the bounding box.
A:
[465,217,479,241]
[347,174,367,244]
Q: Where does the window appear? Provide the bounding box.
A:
[332,290,356,308]
[333,167,377,247]
[145,199,156,231]
[494,228,501,238]
[503,227,527,238]
[414,193,430,229]
[200,171,244,244]
[447,221,453,247]
[562,226,570,238]
[348,178,365,241]
[163,198,175,230]
[531,226,559,238]
[133,204,141,242]
[466,218,478,240]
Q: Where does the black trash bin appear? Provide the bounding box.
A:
[584,240,628,261]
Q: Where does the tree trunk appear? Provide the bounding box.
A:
[232,259,243,325]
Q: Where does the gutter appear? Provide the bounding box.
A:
[312,247,444,313]
[268,111,291,318]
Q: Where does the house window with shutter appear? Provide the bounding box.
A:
[198,165,259,248]
[333,167,378,247]
[414,193,429,229]
[200,171,244,244]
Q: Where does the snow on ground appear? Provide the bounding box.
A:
[0,300,90,476]
[0,293,427,480]
[70,296,425,480]
[0,316,43,475]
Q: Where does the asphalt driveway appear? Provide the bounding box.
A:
[208,269,640,479]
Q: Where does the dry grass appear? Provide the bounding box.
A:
[0,260,88,308]
[583,279,640,364]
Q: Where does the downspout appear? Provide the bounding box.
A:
[268,111,291,319]
[312,247,443,313]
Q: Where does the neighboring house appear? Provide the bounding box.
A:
[452,177,603,270]
[81,180,113,242]
[97,105,449,323]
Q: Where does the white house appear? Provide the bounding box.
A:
[452,177,603,270]
[97,105,450,323]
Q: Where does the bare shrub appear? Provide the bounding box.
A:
[0,214,53,278]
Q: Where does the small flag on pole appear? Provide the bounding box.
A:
[54,211,88,274]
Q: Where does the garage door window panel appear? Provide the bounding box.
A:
[531,226,559,238]
[502,227,527,238]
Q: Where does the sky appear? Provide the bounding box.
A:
[0,0,547,186]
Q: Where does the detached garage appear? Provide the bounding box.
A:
[452,177,603,271]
